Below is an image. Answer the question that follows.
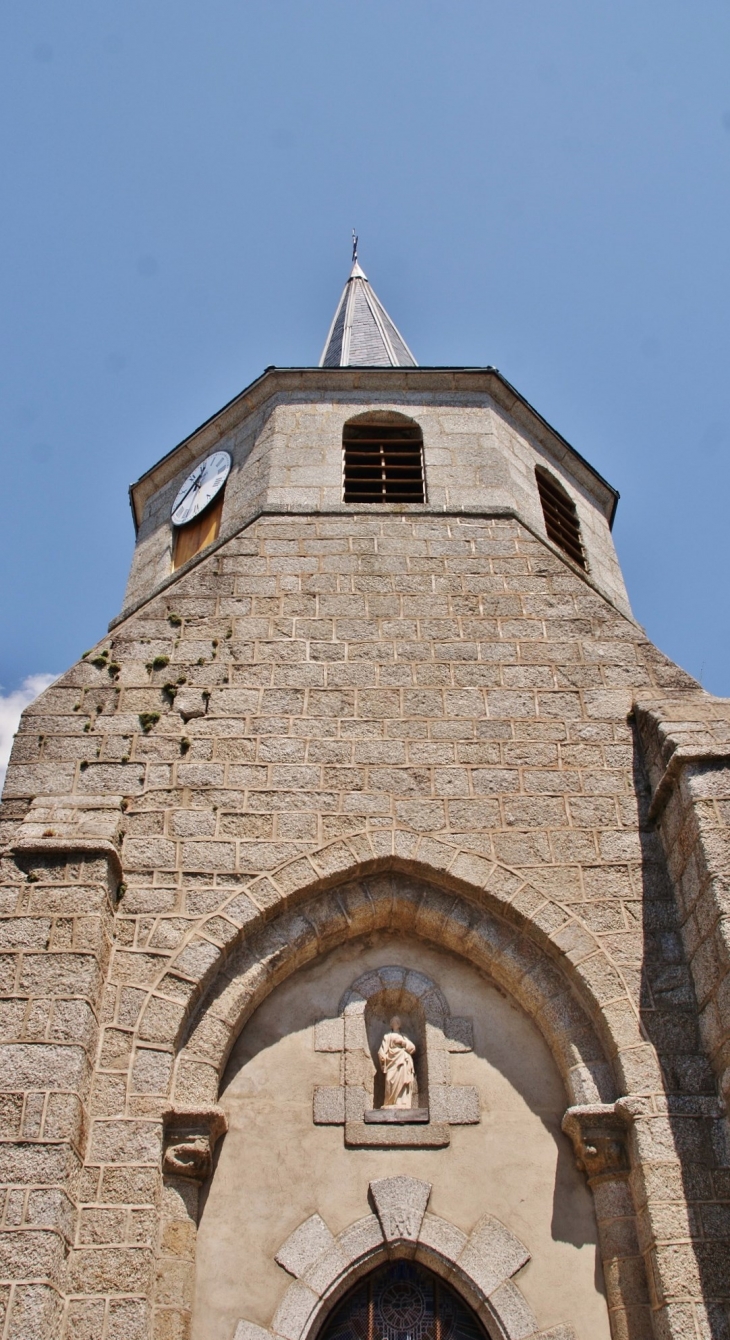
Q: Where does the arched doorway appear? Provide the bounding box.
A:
[318,1261,488,1340]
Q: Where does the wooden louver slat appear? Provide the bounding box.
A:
[535,468,586,569]
[343,422,425,504]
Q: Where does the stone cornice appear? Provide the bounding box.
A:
[633,699,730,823]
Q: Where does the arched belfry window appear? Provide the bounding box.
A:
[343,414,425,504]
[319,1261,487,1340]
[535,466,586,570]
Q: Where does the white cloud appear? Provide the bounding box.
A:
[0,674,58,791]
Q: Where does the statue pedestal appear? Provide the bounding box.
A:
[364,1108,429,1124]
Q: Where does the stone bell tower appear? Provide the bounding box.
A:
[2,250,730,1340]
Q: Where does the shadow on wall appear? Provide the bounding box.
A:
[631,727,728,1326]
[218,928,599,1261]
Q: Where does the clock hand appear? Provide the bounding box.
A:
[175,467,206,511]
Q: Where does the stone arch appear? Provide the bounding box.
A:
[233,1176,571,1340]
[148,848,653,1340]
[161,870,618,1111]
[132,833,652,1108]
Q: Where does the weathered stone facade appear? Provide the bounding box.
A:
[1,367,730,1340]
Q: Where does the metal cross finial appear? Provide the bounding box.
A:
[352,230,358,264]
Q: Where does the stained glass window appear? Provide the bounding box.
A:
[318,1260,487,1340]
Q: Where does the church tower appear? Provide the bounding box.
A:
[2,254,730,1340]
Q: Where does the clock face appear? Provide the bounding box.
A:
[171,451,231,527]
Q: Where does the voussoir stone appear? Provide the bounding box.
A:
[336,1214,385,1266]
[369,1176,432,1243]
[487,1280,539,1339]
[417,1212,469,1264]
[276,1214,336,1280]
[458,1214,531,1298]
[234,1323,275,1340]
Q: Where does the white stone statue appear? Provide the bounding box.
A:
[378,1016,416,1108]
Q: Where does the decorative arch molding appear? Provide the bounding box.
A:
[144,845,659,1340]
[232,1176,575,1340]
[131,831,657,1108]
[161,870,620,1111]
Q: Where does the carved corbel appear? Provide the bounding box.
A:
[162,1104,228,1181]
[561,1103,630,1185]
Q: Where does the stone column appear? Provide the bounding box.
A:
[153,1105,227,1340]
[0,837,117,1340]
[563,1104,652,1340]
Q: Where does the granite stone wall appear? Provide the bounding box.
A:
[123,373,629,620]
[1,509,729,1340]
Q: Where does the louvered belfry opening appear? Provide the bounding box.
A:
[536,467,586,569]
[343,417,425,503]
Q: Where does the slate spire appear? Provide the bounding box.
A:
[319,242,417,368]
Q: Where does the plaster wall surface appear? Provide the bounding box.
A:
[194,932,610,1340]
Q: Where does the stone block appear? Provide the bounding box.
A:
[271,1281,320,1340]
[303,1241,352,1296]
[344,1085,366,1121]
[487,1281,539,1338]
[234,1324,275,1340]
[428,1085,450,1123]
[276,1213,335,1279]
[107,1298,150,1340]
[0,1226,66,1278]
[313,1018,344,1052]
[425,1042,451,1082]
[346,1119,450,1148]
[68,1244,153,1294]
[5,1283,62,1340]
[418,1212,469,1263]
[313,1086,345,1125]
[444,1016,474,1051]
[131,1048,174,1095]
[64,1297,107,1340]
[0,1042,87,1091]
[316,1214,376,1272]
[89,1118,162,1165]
[447,1086,480,1124]
[369,1175,431,1242]
[458,1214,530,1298]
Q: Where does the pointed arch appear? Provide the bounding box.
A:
[235,1180,571,1340]
[165,871,616,1108]
[129,832,654,1109]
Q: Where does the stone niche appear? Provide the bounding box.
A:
[366,984,427,1116]
[313,965,479,1147]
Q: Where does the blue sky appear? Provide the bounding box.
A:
[1,0,730,761]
